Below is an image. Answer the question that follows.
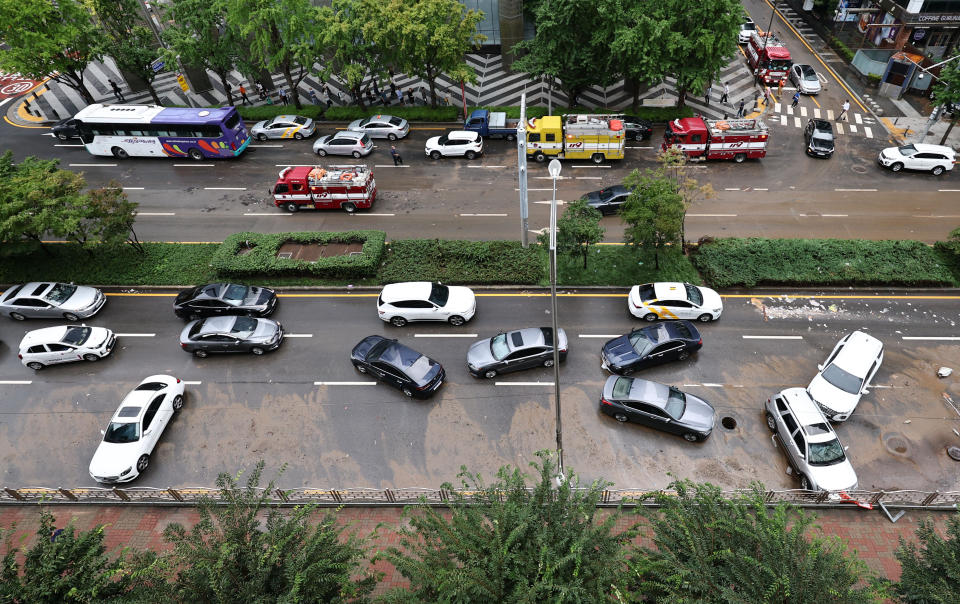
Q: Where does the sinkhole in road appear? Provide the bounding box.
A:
[884,432,910,456]
[721,416,737,430]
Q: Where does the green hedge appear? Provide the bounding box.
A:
[380,239,543,284]
[238,105,326,121]
[322,106,460,122]
[692,238,958,288]
[549,245,702,287]
[209,231,385,280]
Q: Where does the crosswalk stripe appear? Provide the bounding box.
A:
[780,115,787,126]
[835,123,844,135]
[849,124,857,134]
[865,126,873,138]
[855,113,863,124]
[827,109,835,120]
[800,106,807,117]
[814,108,821,119]
[794,117,801,128]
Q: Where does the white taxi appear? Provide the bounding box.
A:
[18,325,116,370]
[628,282,723,322]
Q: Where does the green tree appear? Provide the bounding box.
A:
[316,0,388,111]
[0,0,103,103]
[607,0,670,110]
[370,0,486,109]
[513,0,620,109]
[164,0,253,107]
[931,59,960,146]
[377,451,636,603]
[620,167,684,270]
[91,0,164,105]
[536,198,605,269]
[632,480,881,603]
[0,509,163,602]
[656,146,713,247]
[64,182,143,253]
[161,461,379,603]
[891,512,960,603]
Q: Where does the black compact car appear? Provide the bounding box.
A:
[584,185,632,216]
[803,119,834,158]
[600,376,715,441]
[179,315,284,357]
[467,327,569,379]
[174,283,277,320]
[600,320,702,375]
[622,116,653,141]
[351,335,445,399]
[51,117,80,141]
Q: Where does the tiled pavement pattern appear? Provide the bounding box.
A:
[0,504,951,591]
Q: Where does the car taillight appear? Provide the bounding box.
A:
[180,343,187,349]
[698,338,702,345]
[559,349,567,353]
[17,354,22,360]
[176,378,181,383]
[600,397,612,406]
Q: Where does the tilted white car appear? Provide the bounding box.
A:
[18,325,116,369]
[89,375,185,483]
[425,130,483,159]
[628,282,723,322]
[377,281,476,327]
[807,331,883,422]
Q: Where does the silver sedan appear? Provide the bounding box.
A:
[1,282,106,321]
[347,114,410,140]
[790,64,822,95]
[250,115,316,140]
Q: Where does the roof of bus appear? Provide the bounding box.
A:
[154,106,237,124]
[72,104,236,124]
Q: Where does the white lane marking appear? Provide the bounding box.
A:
[534,200,566,205]
[495,381,555,386]
[628,146,654,150]
[205,187,247,190]
[518,188,554,191]
[123,187,145,190]
[352,213,395,216]
[274,164,317,167]
[173,164,214,167]
[138,212,176,216]
[912,215,960,218]
[754,188,768,191]
[570,165,611,169]
[373,164,409,168]
[724,188,740,191]
[826,110,835,120]
[702,383,725,387]
[742,335,804,340]
[468,165,506,168]
[414,333,478,338]
[688,213,737,217]
[250,144,283,148]
[533,176,571,180]
[938,189,960,192]
[834,188,876,192]
[575,176,603,179]
[901,336,960,341]
[849,124,858,134]
[813,108,821,118]
[114,333,156,337]
[314,381,377,386]
[0,380,32,385]
[794,117,801,128]
[578,334,620,338]
[774,103,781,112]
[243,213,290,216]
[182,381,203,385]
[460,213,507,217]
[283,333,313,338]
[69,163,116,167]
[865,126,873,138]
[835,123,844,135]
[821,214,848,217]
[779,115,786,126]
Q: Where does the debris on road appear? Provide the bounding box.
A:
[938,367,953,378]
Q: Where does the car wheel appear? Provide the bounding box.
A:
[136,454,149,473]
[534,152,546,163]
[257,133,268,141]
[448,315,465,326]
[932,165,945,176]
[355,364,368,373]
[613,413,628,423]
[188,148,204,161]
[483,369,497,379]
[765,412,777,433]
[387,133,398,141]
[697,313,712,323]
[678,351,690,361]
[591,153,604,164]
[430,151,441,160]
[506,133,516,141]
[284,202,298,213]
[83,354,100,362]
[890,162,903,172]
[352,151,362,158]
[294,132,304,140]
[342,202,357,213]
[63,312,79,322]
[543,358,554,368]
[172,394,184,411]
[111,147,129,159]
[57,132,69,141]
[682,433,700,442]
[643,313,658,322]
[390,316,408,327]
[193,349,208,358]
[316,149,327,157]
[9,312,26,321]
[26,362,44,370]
[465,150,477,160]
[402,387,414,397]
[734,153,746,163]
[250,347,265,355]
[799,474,812,491]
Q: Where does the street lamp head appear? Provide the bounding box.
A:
[548,159,561,178]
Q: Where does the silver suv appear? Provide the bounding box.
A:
[764,388,858,493]
[313,131,374,158]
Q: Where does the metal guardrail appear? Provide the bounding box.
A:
[3,486,960,509]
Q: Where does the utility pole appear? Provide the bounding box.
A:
[548,157,563,477]
[518,93,529,247]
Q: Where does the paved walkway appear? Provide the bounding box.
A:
[0,504,952,591]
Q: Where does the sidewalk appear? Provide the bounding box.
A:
[0,503,951,591]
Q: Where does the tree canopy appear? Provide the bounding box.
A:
[891,512,960,603]
[620,165,685,269]
[92,0,164,105]
[537,198,605,269]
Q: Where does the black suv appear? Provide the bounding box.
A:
[803,119,834,159]
[174,283,277,320]
[351,336,445,399]
[51,117,80,141]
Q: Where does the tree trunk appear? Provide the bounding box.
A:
[566,87,578,110]
[146,81,161,106]
[351,84,367,111]
[59,71,95,104]
[216,71,234,106]
[582,246,589,269]
[428,78,437,109]
[128,225,144,254]
[282,64,300,109]
[940,115,958,146]
[676,85,687,109]
[654,249,660,270]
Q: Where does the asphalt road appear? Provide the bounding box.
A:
[1,289,958,491]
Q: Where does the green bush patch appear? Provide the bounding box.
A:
[547,244,701,287]
[380,239,543,284]
[238,105,326,121]
[693,238,958,288]
[321,106,459,122]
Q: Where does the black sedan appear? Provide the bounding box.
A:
[600,320,701,375]
[467,327,568,379]
[179,315,284,357]
[51,117,79,140]
[600,376,715,441]
[584,185,632,216]
[351,335,445,399]
[622,116,653,141]
[174,283,277,320]
[804,119,834,158]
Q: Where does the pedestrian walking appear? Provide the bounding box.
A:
[308,90,319,105]
[777,78,784,98]
[325,92,332,109]
[389,81,397,96]
[396,88,403,105]
[366,89,374,106]
[239,84,249,104]
[256,81,265,100]
[705,85,712,105]
[720,82,729,104]
[406,88,414,105]
[372,80,380,96]
[736,98,746,118]
[838,99,850,121]
[390,145,403,166]
[278,88,288,105]
[108,79,125,102]
[765,87,772,107]
[380,90,390,106]
[791,91,800,109]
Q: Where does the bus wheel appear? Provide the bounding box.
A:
[111,147,129,159]
[188,148,203,161]
[591,153,604,164]
[342,202,357,213]
[734,153,746,163]
[284,202,298,213]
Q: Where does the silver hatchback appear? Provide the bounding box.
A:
[313,130,374,158]
[1,282,106,321]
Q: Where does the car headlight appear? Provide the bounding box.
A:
[120,466,132,476]
[712,308,722,313]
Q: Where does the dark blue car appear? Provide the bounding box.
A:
[600,320,702,375]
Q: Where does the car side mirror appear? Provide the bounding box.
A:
[100,429,105,435]
[817,364,824,371]
[862,389,870,395]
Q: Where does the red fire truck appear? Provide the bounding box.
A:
[745,31,792,85]
[271,165,376,213]
[662,117,769,163]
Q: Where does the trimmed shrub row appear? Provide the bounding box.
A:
[322,105,460,122]
[237,105,326,122]
[380,239,543,285]
[209,231,386,280]
[692,238,958,288]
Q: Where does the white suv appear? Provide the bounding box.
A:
[377,282,476,327]
[878,143,955,175]
[425,130,483,160]
[18,325,116,370]
[807,331,883,422]
[764,388,858,493]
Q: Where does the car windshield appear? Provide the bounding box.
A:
[612,377,633,399]
[628,331,656,357]
[664,387,686,420]
[820,363,863,394]
[437,135,449,145]
[231,316,258,333]
[490,333,510,360]
[801,66,817,80]
[808,438,846,465]
[428,283,450,307]
[104,421,139,444]
[62,326,91,346]
[684,284,703,305]
[389,117,403,126]
[359,117,374,127]
[44,283,76,304]
[222,284,248,304]
[898,144,918,157]
[293,116,308,125]
[637,284,656,302]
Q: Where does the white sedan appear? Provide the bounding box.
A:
[377,281,476,327]
[88,375,185,483]
[628,282,723,322]
[18,325,116,369]
[807,331,883,422]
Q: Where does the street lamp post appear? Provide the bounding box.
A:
[548,158,563,476]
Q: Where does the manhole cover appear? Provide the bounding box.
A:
[851,164,868,174]
[721,416,737,430]
[884,432,910,456]
[948,446,960,461]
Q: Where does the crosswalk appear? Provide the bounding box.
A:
[766,102,877,138]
